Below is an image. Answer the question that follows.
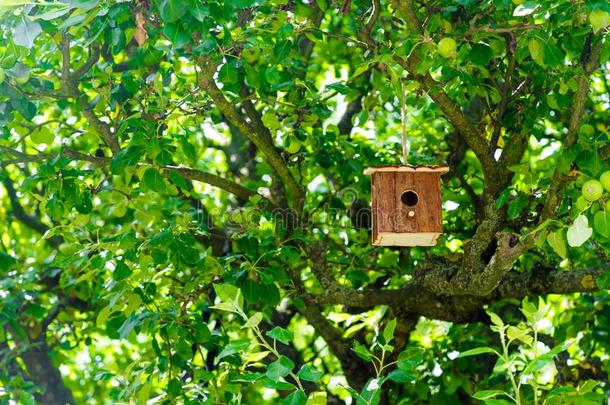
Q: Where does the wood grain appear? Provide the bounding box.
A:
[373,172,396,234]
[414,173,442,232]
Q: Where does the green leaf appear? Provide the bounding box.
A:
[297,364,323,382]
[242,312,263,329]
[543,42,564,67]
[214,284,243,308]
[359,377,384,403]
[192,37,217,55]
[528,38,544,66]
[468,43,493,66]
[472,390,509,400]
[11,98,36,121]
[522,351,556,375]
[273,40,292,62]
[142,168,166,193]
[209,302,236,312]
[266,326,293,345]
[352,341,374,361]
[382,318,396,344]
[13,17,42,49]
[456,347,498,358]
[387,369,417,383]
[164,23,191,48]
[547,229,567,258]
[306,392,327,405]
[30,127,54,145]
[487,310,504,328]
[506,325,532,344]
[282,390,307,405]
[567,214,593,247]
[59,12,87,30]
[262,111,281,130]
[118,315,139,338]
[593,210,609,238]
[110,146,143,174]
[159,0,186,23]
[261,377,295,390]
[217,340,250,360]
[0,252,16,271]
[168,171,189,190]
[175,339,193,360]
[589,10,610,33]
[507,192,528,220]
[113,261,132,281]
[166,378,182,397]
[189,2,209,21]
[178,136,196,162]
[496,189,511,209]
[266,356,295,381]
[396,347,424,371]
[523,341,573,375]
[96,305,111,328]
[513,1,539,16]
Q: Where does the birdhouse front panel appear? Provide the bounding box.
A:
[365,166,449,246]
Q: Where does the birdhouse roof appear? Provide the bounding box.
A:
[364,165,450,175]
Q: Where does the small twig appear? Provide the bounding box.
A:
[39,299,68,340]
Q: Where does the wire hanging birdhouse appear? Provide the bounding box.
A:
[364,165,449,246]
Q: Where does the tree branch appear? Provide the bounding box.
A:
[39,299,67,340]
[60,35,121,155]
[1,145,107,166]
[492,266,606,299]
[163,166,260,203]
[540,39,603,221]
[309,263,608,323]
[1,173,60,247]
[198,57,305,212]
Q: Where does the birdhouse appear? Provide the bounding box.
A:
[364,165,449,246]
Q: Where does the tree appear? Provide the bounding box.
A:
[0,0,609,403]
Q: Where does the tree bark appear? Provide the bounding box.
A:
[19,341,75,405]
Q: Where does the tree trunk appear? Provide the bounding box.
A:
[18,341,74,405]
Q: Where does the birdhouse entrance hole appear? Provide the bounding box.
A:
[401,190,418,206]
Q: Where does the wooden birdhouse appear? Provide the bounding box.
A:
[364,165,449,246]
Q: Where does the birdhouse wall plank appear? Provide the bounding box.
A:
[371,173,378,242]
[414,173,442,232]
[372,172,396,234]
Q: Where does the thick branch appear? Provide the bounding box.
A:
[1,145,107,166]
[419,232,524,296]
[541,39,602,221]
[198,58,305,212]
[310,264,607,323]
[163,166,259,202]
[492,266,606,299]
[39,299,67,339]
[60,35,121,155]
[1,173,61,248]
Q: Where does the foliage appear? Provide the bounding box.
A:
[459,298,607,405]
[0,0,608,404]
